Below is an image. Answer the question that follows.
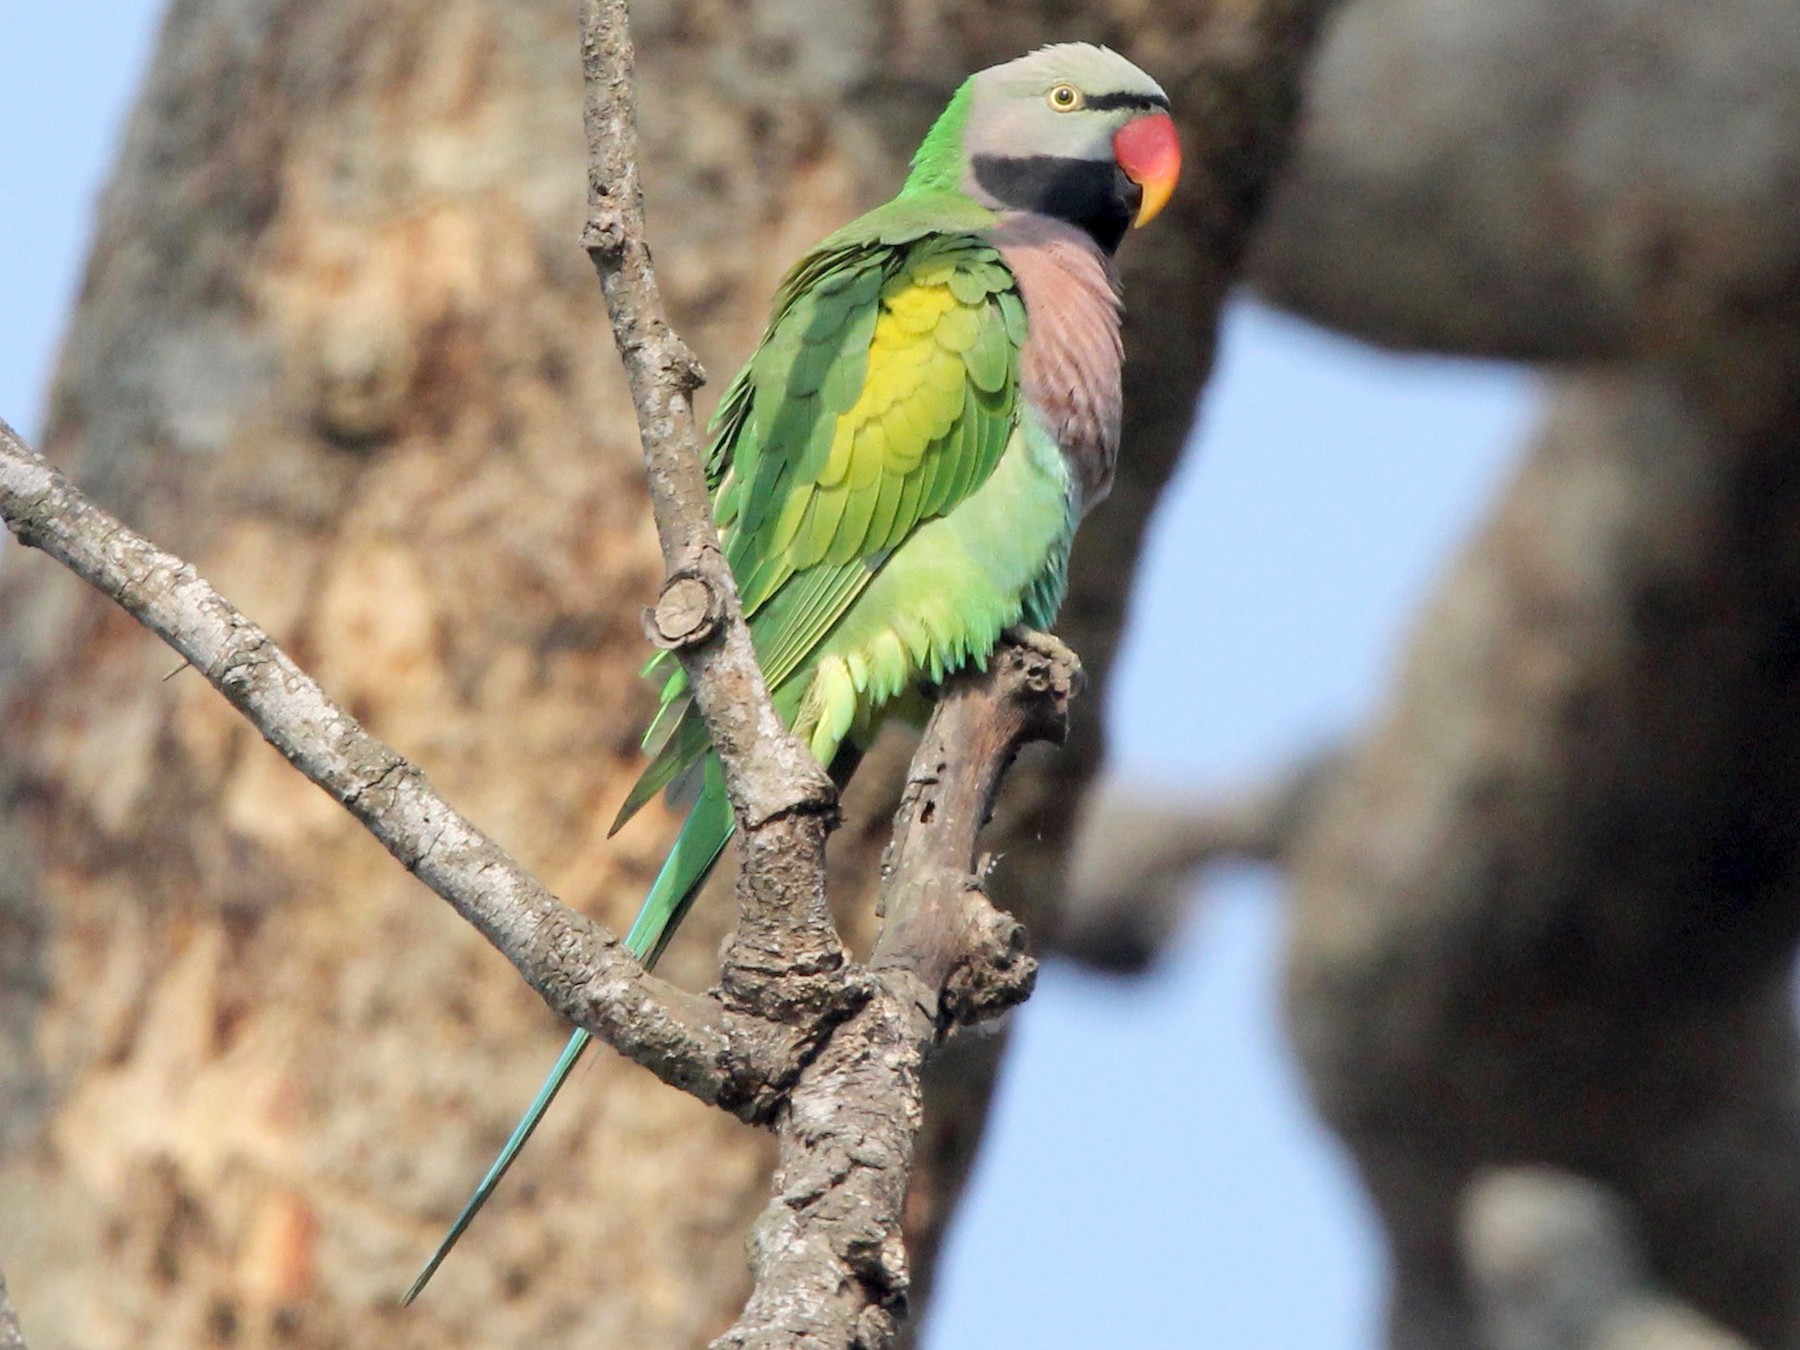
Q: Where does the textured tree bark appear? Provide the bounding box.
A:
[0,0,1329,1345]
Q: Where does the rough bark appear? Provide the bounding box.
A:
[720,637,1076,1350]
[0,0,1330,1345]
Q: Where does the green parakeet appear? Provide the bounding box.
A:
[403,42,1179,1303]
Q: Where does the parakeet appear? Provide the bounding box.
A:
[403,42,1179,1303]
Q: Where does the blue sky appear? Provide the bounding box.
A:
[1,7,1538,1345]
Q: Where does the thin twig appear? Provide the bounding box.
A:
[578,0,850,1025]
[578,0,826,826]
[574,9,1088,1345]
[0,416,792,1117]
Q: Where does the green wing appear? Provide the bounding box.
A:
[612,198,1027,832]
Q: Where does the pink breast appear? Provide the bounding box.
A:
[992,216,1125,513]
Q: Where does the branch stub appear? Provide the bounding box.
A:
[579,206,627,258]
[645,572,721,650]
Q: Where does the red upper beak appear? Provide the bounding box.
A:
[1112,111,1181,228]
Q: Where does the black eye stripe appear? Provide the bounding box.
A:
[1082,92,1171,113]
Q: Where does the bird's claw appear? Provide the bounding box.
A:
[1001,625,1080,673]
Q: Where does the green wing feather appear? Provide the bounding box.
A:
[613,194,1024,834]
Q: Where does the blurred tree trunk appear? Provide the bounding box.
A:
[1252,3,1800,1345]
[1282,370,1800,1350]
[1054,1,1800,1347]
[0,0,1322,1345]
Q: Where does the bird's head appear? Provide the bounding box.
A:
[909,44,1181,254]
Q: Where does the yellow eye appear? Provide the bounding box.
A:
[1047,83,1084,111]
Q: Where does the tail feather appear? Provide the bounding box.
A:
[610,704,710,837]
[401,761,735,1305]
[399,1027,592,1306]
[623,759,734,967]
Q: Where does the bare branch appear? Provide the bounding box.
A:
[871,633,1079,1016]
[0,10,1088,1344]
[1049,748,1345,972]
[0,416,786,1115]
[717,636,1081,1350]
[577,0,845,1017]
[2,97,1075,1343]
[575,11,1093,1344]
[0,1266,25,1350]
[1,0,1336,1336]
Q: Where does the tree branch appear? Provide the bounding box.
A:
[576,9,1095,1344]
[0,399,1079,1344]
[1047,748,1345,972]
[0,0,1335,1336]
[0,416,791,1116]
[578,0,846,1020]
[871,633,1078,1016]
[718,636,1080,1350]
[0,5,1090,1341]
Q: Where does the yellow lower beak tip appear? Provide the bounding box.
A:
[1132,175,1176,228]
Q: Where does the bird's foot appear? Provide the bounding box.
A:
[993,626,1085,738]
[1001,625,1081,675]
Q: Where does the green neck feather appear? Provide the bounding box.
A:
[903,79,974,194]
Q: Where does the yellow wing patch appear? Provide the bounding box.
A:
[767,274,985,571]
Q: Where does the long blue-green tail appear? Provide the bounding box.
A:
[400,761,734,1305]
